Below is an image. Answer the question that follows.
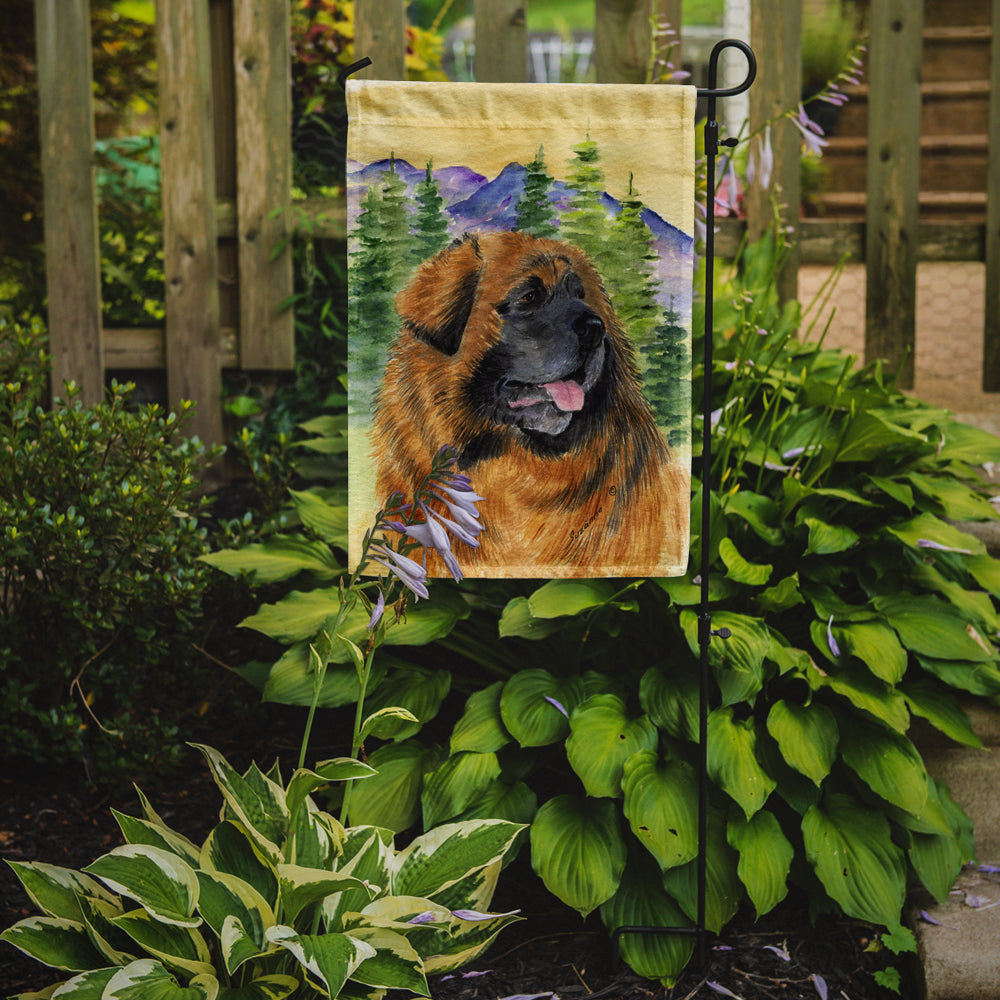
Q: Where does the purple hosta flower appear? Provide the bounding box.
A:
[431,481,485,532]
[979,864,1000,874]
[827,615,842,658]
[407,911,438,925]
[369,543,429,600]
[791,103,829,157]
[367,590,385,631]
[544,695,569,718]
[763,944,790,962]
[811,974,828,1000]
[706,983,742,999]
[917,538,973,555]
[747,124,774,190]
[451,908,521,921]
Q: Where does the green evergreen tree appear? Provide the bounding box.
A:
[558,136,612,263]
[515,146,559,239]
[378,154,416,291]
[412,160,452,265]
[639,299,691,448]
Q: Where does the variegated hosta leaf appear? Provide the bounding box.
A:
[77,894,135,966]
[200,822,278,910]
[0,916,107,971]
[450,681,511,754]
[621,751,699,871]
[288,802,343,870]
[102,958,218,999]
[707,707,776,819]
[765,700,838,786]
[110,908,214,978]
[195,871,274,974]
[213,974,299,999]
[391,820,524,901]
[565,695,658,799]
[191,745,288,863]
[599,853,694,987]
[112,811,202,868]
[420,907,523,975]
[802,793,906,926]
[344,926,429,995]
[83,846,200,928]
[277,865,376,925]
[285,760,375,824]
[727,810,793,917]
[4,861,118,922]
[323,829,393,931]
[265,926,375,998]
[424,859,501,916]
[529,795,626,917]
[44,966,118,997]
[421,751,502,829]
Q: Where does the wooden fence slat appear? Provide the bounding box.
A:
[594,0,674,84]
[233,0,294,369]
[34,0,103,405]
[157,0,223,445]
[864,0,923,390]
[983,0,1000,389]
[473,0,527,82]
[355,0,406,81]
[746,0,801,304]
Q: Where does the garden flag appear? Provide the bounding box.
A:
[346,80,696,578]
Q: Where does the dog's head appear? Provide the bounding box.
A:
[394,232,630,456]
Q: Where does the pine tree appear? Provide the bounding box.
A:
[515,146,559,239]
[558,136,612,264]
[412,161,452,265]
[378,154,416,291]
[640,299,691,448]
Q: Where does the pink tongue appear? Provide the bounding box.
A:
[542,380,584,412]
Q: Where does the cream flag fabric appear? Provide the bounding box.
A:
[347,80,696,578]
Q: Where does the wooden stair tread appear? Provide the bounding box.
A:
[818,191,987,207]
[845,79,991,102]
[824,134,989,154]
[923,25,992,42]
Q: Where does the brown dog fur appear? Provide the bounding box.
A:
[370,231,689,578]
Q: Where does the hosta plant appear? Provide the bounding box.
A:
[1,744,523,999]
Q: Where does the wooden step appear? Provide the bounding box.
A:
[922,25,993,83]
[813,190,987,222]
[822,134,989,193]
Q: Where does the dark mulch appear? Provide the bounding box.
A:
[1,746,915,1000]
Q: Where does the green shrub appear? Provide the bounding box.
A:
[0,317,220,783]
[1,743,524,997]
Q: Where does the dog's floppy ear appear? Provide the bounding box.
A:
[395,235,482,356]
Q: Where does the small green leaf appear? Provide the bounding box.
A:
[527,579,616,618]
[707,708,776,818]
[756,573,804,614]
[450,682,511,754]
[347,740,441,832]
[530,795,626,917]
[839,718,929,817]
[719,537,773,585]
[803,517,859,556]
[727,811,793,917]
[765,700,838,786]
[499,670,584,747]
[360,706,421,742]
[421,752,502,828]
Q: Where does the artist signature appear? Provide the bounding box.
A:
[567,486,617,544]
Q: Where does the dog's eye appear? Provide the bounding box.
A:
[519,288,539,306]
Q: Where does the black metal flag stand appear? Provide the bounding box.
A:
[340,37,758,974]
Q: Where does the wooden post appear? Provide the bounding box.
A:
[594,0,677,84]
[233,0,294,369]
[983,0,1000,390]
[746,0,801,305]
[473,0,527,83]
[354,0,406,81]
[34,0,104,405]
[157,0,223,445]
[864,0,923,389]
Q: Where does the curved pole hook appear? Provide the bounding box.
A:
[697,38,756,99]
[337,56,373,91]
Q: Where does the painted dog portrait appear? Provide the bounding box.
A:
[370,231,690,577]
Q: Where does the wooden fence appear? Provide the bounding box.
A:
[33,0,1000,445]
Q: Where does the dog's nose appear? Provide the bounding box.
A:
[573,312,604,349]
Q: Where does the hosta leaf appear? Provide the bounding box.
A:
[103,959,217,999]
[621,751,699,870]
[112,812,201,868]
[497,596,564,639]
[423,907,522,974]
[639,664,699,743]
[835,410,927,463]
[83,846,200,928]
[886,512,985,557]
[681,610,770,706]
[755,573,804,614]
[839,718,929,816]
[215,975,299,999]
[276,865,374,925]
[566,695,658,798]
[345,926,428,994]
[802,517,859,556]
[265,926,375,997]
[833,621,907,684]
[347,740,442,832]
[765,700,838,786]
[906,473,998,521]
[360,706,421,742]
[0,916,106,971]
[724,490,784,545]
[527,579,616,618]
[599,853,694,987]
[393,820,524,900]
[46,966,117,998]
[718,537,772,586]
[499,670,585,747]
[530,795,626,917]
[935,421,1000,464]
[322,829,393,931]
[285,759,376,822]
[727,811,793,917]
[453,779,538,827]
[5,862,118,923]
[874,594,995,662]
[916,655,1000,697]
[802,794,906,926]
[661,811,741,933]
[288,488,348,545]
[362,667,451,740]
[260,643,387,709]
[909,820,965,906]
[200,535,340,584]
[200,822,278,910]
[707,708,776,818]
[450,682,511,754]
[808,661,910,732]
[901,680,982,748]
[111,909,214,977]
[195,871,273,973]
[421,751,502,828]
[966,553,1000,597]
